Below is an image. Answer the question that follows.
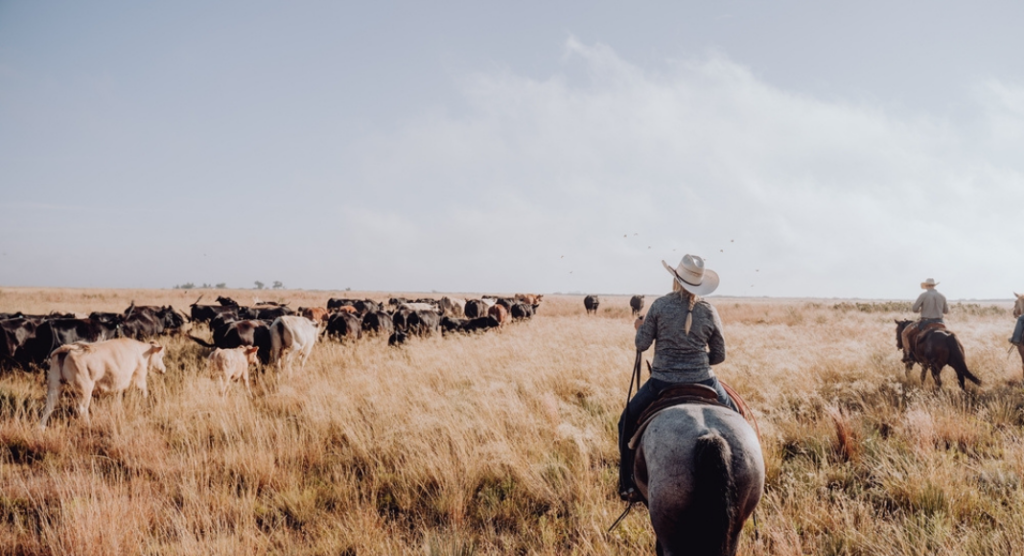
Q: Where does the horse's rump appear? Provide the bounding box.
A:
[635,405,764,556]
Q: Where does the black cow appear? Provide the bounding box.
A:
[391,309,410,331]
[495,298,515,310]
[464,300,488,319]
[354,300,382,316]
[327,298,360,310]
[253,305,296,320]
[21,318,122,367]
[362,311,395,336]
[1,317,43,369]
[630,295,645,317]
[208,313,239,333]
[88,312,126,326]
[440,316,466,334]
[125,305,188,335]
[325,312,363,342]
[584,295,600,315]
[216,296,241,307]
[510,303,537,321]
[190,319,273,365]
[190,296,240,323]
[387,297,411,310]
[121,311,164,339]
[406,310,440,336]
[388,330,407,346]
[462,316,500,333]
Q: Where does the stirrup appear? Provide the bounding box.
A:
[619,487,643,503]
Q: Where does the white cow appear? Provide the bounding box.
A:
[439,297,466,317]
[400,302,438,313]
[39,338,166,428]
[209,346,260,396]
[269,316,319,376]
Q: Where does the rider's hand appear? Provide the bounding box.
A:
[634,316,644,330]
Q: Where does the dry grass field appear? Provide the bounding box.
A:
[2,287,1024,555]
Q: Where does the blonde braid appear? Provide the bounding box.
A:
[673,280,699,335]
[685,292,700,335]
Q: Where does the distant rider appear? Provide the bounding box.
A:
[618,254,738,503]
[1010,295,1023,347]
[902,278,949,361]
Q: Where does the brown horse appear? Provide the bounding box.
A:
[895,320,982,390]
[1013,293,1024,378]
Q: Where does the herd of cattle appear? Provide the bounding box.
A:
[0,293,547,371]
[0,293,546,426]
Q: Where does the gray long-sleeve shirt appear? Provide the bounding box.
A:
[912,289,948,319]
[635,293,725,383]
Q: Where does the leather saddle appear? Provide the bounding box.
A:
[907,321,948,359]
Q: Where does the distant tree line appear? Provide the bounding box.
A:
[173,281,285,290]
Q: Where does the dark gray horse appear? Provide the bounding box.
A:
[632,404,764,556]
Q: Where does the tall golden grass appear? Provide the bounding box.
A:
[2,287,1024,555]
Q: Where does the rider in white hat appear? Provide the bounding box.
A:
[617,254,738,503]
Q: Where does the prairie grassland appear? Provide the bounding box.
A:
[2,288,1024,555]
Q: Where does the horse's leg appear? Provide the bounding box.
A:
[920,363,928,385]
[905,359,915,379]
[932,365,943,389]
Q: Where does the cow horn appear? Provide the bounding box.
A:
[191,295,203,307]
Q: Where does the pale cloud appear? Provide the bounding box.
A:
[328,39,1022,299]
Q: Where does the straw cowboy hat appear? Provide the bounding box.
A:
[662,254,719,296]
[921,278,939,289]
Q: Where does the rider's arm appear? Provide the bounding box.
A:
[707,305,726,366]
[912,292,925,313]
[635,307,656,352]
[942,296,949,315]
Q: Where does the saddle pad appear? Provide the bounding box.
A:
[628,385,727,450]
[628,381,760,450]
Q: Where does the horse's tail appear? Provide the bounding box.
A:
[689,433,737,555]
[948,333,982,386]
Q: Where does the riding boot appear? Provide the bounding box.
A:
[901,323,918,363]
[618,412,642,501]
[618,446,635,496]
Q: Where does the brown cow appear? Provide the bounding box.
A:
[515,294,544,305]
[488,304,510,326]
[300,306,330,324]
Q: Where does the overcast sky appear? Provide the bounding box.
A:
[2,2,1023,299]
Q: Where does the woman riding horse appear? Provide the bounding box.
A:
[618,254,738,503]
